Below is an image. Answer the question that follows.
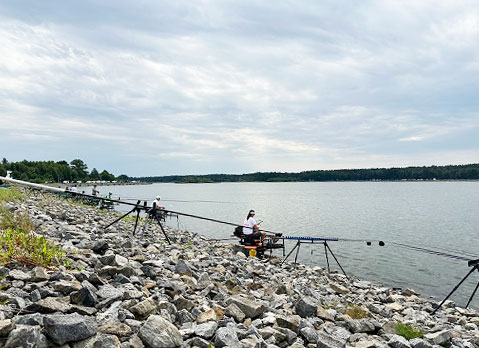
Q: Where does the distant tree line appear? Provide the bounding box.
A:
[133,163,479,183]
[0,158,129,184]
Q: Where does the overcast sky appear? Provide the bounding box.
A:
[1,1,478,176]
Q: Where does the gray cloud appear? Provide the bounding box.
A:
[0,1,478,175]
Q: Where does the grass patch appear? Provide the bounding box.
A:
[0,228,70,268]
[345,304,369,319]
[0,206,35,233]
[396,322,424,340]
[121,215,147,222]
[0,187,24,202]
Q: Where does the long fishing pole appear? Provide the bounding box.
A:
[3,176,477,262]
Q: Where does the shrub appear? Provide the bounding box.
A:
[345,304,369,319]
[0,228,69,267]
[396,322,424,340]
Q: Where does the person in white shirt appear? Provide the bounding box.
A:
[151,195,165,210]
[243,210,265,241]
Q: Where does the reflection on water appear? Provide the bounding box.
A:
[93,181,479,308]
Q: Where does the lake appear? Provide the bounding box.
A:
[93,181,479,308]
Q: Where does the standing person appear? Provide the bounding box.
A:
[243,210,266,241]
[91,185,99,196]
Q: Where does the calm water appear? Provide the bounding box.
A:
[94,181,479,308]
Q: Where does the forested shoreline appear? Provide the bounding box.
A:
[1,158,478,184]
[0,158,128,183]
[134,163,479,183]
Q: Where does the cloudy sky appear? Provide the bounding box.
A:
[1,1,478,176]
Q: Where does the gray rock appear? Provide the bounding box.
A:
[5,325,48,348]
[215,324,241,348]
[174,260,192,276]
[276,315,302,334]
[347,319,376,334]
[12,313,44,326]
[424,330,451,345]
[0,319,14,337]
[129,297,158,319]
[43,313,98,345]
[410,338,434,348]
[227,296,266,319]
[72,332,122,348]
[316,332,346,348]
[26,296,71,313]
[300,327,319,343]
[8,269,30,281]
[176,309,195,325]
[70,281,98,307]
[295,296,318,318]
[195,321,218,339]
[138,315,182,348]
[225,303,246,322]
[388,335,412,348]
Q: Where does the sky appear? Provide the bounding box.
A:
[0,1,478,176]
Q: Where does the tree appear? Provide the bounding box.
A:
[116,174,129,182]
[99,170,115,181]
[70,159,88,180]
[90,168,100,180]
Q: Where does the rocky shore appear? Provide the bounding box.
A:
[0,190,478,348]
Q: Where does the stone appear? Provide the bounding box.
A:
[316,332,346,348]
[215,324,241,348]
[225,302,246,322]
[410,338,433,348]
[92,240,109,255]
[129,297,158,319]
[175,260,192,276]
[424,329,451,345]
[5,325,48,348]
[329,283,349,294]
[196,308,217,323]
[227,296,266,319]
[316,307,335,321]
[295,296,318,318]
[385,303,404,312]
[26,296,71,313]
[53,279,82,294]
[347,319,376,334]
[195,321,218,339]
[43,313,98,345]
[97,285,124,300]
[388,335,411,348]
[300,327,319,343]
[276,315,301,333]
[72,333,122,348]
[138,315,182,347]
[31,267,50,281]
[70,282,98,307]
[99,322,133,337]
[0,319,14,337]
[8,269,30,281]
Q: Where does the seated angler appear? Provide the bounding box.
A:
[243,210,266,243]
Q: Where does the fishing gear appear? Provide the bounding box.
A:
[432,258,479,314]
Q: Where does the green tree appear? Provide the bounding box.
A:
[116,174,129,182]
[70,159,88,180]
[100,170,115,181]
[90,168,100,180]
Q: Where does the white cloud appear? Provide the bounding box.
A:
[0,1,478,175]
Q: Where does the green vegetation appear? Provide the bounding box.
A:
[0,187,24,202]
[0,157,128,184]
[0,187,70,268]
[396,322,424,340]
[345,304,369,319]
[133,163,479,183]
[0,228,70,267]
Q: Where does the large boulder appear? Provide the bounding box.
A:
[295,296,318,318]
[5,325,48,348]
[43,313,98,345]
[227,296,266,319]
[138,315,182,348]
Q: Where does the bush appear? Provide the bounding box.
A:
[0,228,69,267]
[345,304,369,319]
[396,322,424,340]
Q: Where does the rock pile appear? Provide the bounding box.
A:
[0,190,478,348]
